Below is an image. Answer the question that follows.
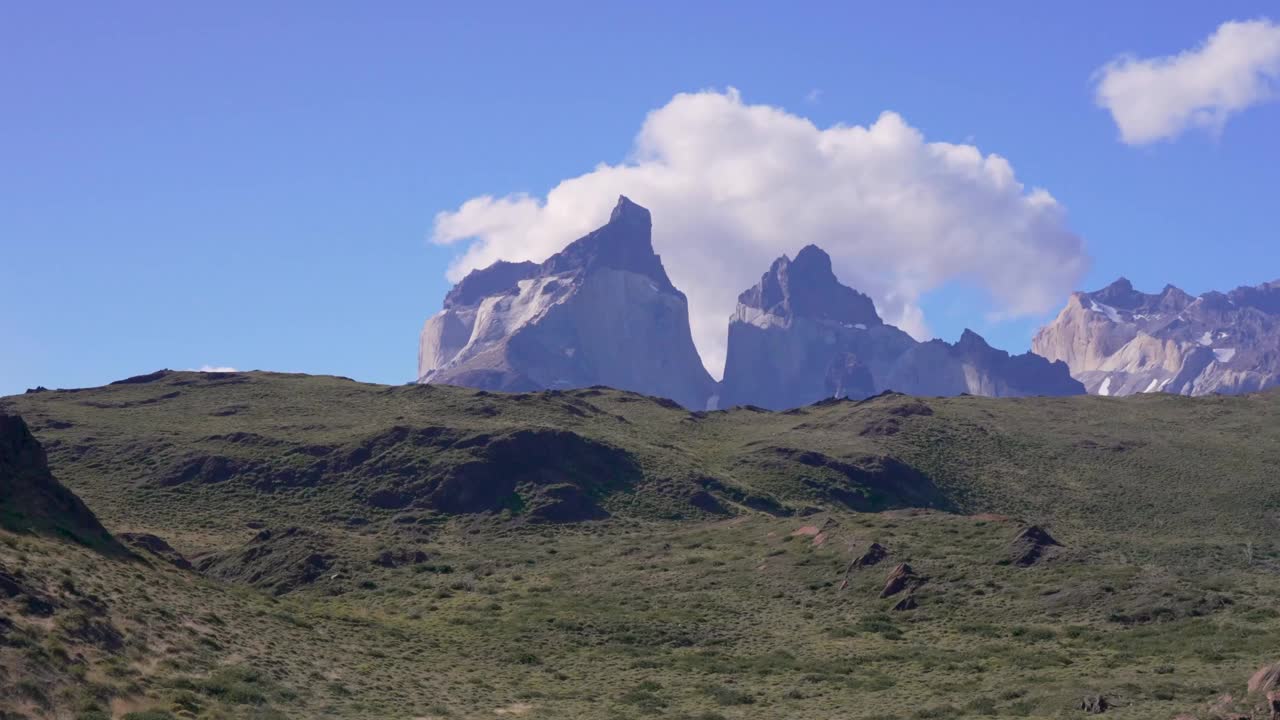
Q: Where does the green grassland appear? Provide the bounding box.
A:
[2,370,1279,719]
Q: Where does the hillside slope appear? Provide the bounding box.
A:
[8,370,1278,542]
[2,372,1279,719]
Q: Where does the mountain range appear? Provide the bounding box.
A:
[420,197,1085,408]
[1034,277,1280,396]
[422,197,1279,404]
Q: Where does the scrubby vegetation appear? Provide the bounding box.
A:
[1,370,1278,718]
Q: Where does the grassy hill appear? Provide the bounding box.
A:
[2,370,1279,719]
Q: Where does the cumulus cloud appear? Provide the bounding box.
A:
[432,89,1088,378]
[194,365,237,372]
[1095,19,1280,144]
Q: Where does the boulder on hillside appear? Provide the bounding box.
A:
[880,563,924,598]
[850,542,888,571]
[891,595,918,612]
[839,542,889,591]
[1077,694,1109,714]
[1009,525,1061,566]
[1250,663,1280,696]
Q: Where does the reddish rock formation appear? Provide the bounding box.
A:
[880,563,923,598]
[1250,663,1280,696]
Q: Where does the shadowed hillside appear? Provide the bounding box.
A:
[0,413,124,554]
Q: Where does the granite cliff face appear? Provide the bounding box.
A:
[719,246,1084,409]
[1032,278,1280,396]
[418,197,716,409]
[718,246,916,408]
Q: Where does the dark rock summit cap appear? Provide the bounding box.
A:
[539,196,676,293]
[737,244,882,327]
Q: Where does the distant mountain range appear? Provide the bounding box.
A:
[1034,277,1280,396]
[419,197,1082,407]
[420,197,1277,405]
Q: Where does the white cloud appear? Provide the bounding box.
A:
[431,89,1088,378]
[1095,18,1280,144]
[194,365,237,372]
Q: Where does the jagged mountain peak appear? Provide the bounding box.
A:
[1079,277,1195,316]
[1228,278,1280,313]
[738,244,881,327]
[609,194,650,224]
[954,328,991,351]
[721,250,1081,409]
[1099,276,1134,294]
[791,243,833,271]
[419,197,714,409]
[1087,276,1144,309]
[539,196,674,293]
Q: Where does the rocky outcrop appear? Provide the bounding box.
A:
[1077,694,1109,714]
[1009,525,1060,566]
[0,414,124,554]
[880,562,924,598]
[1251,663,1280,696]
[720,246,1084,408]
[1172,662,1280,719]
[419,196,716,409]
[1033,277,1280,396]
[840,542,890,591]
[851,542,889,570]
[119,533,192,570]
[371,428,641,522]
[196,526,337,596]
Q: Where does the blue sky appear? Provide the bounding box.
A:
[2,2,1278,395]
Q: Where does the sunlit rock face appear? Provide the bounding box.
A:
[419,196,716,410]
[1033,278,1280,396]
